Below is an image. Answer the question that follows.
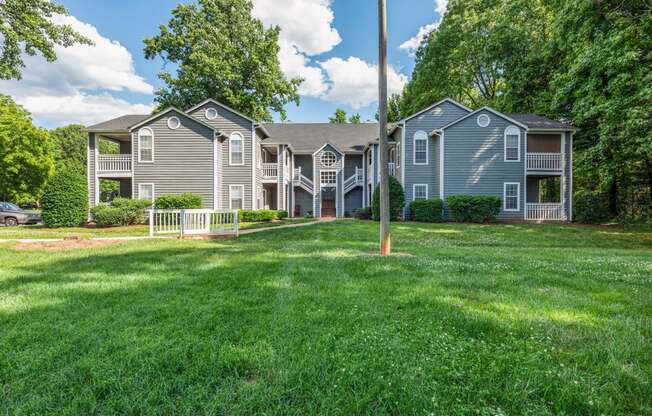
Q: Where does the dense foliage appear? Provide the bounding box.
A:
[402,0,651,222]
[155,193,203,209]
[0,95,55,204]
[91,198,150,227]
[573,190,611,225]
[41,167,87,227]
[371,176,405,221]
[446,195,501,223]
[411,198,443,222]
[353,207,372,220]
[143,0,299,121]
[0,0,91,80]
[238,209,287,222]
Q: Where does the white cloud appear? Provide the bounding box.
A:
[399,0,449,56]
[0,14,153,126]
[319,57,408,109]
[252,0,340,97]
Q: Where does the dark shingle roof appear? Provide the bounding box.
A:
[263,123,380,153]
[86,115,150,132]
[507,114,574,130]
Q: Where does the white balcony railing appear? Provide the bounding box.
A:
[293,168,314,193]
[388,162,396,176]
[526,203,566,221]
[527,153,562,170]
[262,163,278,179]
[97,154,131,174]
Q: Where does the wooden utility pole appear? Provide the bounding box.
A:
[378,0,391,255]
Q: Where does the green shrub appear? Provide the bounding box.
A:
[155,193,203,209]
[411,198,443,222]
[574,190,611,224]
[239,209,281,222]
[41,167,88,227]
[278,210,288,219]
[446,195,501,223]
[353,207,372,220]
[90,197,150,227]
[371,176,405,221]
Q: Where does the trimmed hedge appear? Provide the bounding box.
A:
[238,209,286,222]
[446,195,501,223]
[91,198,151,227]
[573,190,611,224]
[411,198,443,222]
[41,168,88,227]
[371,175,405,221]
[155,193,203,209]
[353,207,372,220]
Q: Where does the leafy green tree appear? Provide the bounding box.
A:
[0,94,54,203]
[0,0,92,80]
[348,113,361,124]
[329,108,348,124]
[41,166,87,227]
[143,0,300,122]
[376,93,403,122]
[50,124,118,174]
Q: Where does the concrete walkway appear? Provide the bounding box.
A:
[0,219,331,244]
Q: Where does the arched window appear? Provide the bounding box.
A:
[229,132,244,165]
[138,127,154,163]
[413,130,428,165]
[504,126,521,162]
[321,151,336,167]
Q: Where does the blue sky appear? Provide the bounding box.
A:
[0,0,446,128]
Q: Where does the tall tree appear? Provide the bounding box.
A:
[0,95,54,203]
[50,124,118,174]
[0,0,92,80]
[376,93,403,122]
[349,113,362,124]
[329,108,348,124]
[143,0,300,122]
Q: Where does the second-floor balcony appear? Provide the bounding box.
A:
[262,163,278,181]
[97,154,132,177]
[527,153,562,171]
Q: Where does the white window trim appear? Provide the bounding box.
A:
[504,125,521,162]
[138,183,155,202]
[477,114,491,127]
[229,132,245,166]
[229,184,245,210]
[504,182,520,211]
[205,107,218,120]
[137,127,154,163]
[320,150,336,167]
[167,116,180,130]
[413,184,428,200]
[320,169,338,188]
[413,130,429,165]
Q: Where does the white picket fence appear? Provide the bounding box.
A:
[149,209,239,237]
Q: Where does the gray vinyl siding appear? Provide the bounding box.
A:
[87,133,97,208]
[345,187,363,216]
[294,188,312,217]
[344,154,362,178]
[294,155,313,180]
[188,103,255,210]
[403,101,470,216]
[278,145,287,211]
[313,144,344,217]
[443,109,527,220]
[255,133,263,209]
[132,110,215,207]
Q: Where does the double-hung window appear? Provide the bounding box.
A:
[504,126,521,162]
[414,184,428,200]
[138,128,154,163]
[229,132,244,165]
[138,183,154,202]
[504,182,520,211]
[230,185,244,210]
[413,131,428,165]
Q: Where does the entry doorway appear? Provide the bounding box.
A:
[321,188,337,218]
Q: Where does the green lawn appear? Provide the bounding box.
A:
[0,218,316,239]
[1,221,650,415]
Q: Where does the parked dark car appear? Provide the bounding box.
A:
[0,202,41,226]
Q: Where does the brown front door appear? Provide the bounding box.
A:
[322,199,336,217]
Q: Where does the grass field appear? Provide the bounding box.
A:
[1,221,650,414]
[0,218,316,239]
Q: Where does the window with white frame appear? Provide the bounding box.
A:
[477,114,491,127]
[504,126,521,161]
[229,132,244,165]
[414,184,428,200]
[205,107,218,120]
[413,131,428,164]
[396,142,401,167]
[320,170,337,187]
[230,185,244,210]
[138,127,154,162]
[504,182,520,211]
[321,150,336,167]
[167,116,181,130]
[138,183,154,202]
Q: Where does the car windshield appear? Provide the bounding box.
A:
[3,203,21,211]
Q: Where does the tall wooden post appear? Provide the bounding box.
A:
[378,0,391,255]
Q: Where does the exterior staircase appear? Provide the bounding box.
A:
[344,167,363,194]
[293,168,314,194]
